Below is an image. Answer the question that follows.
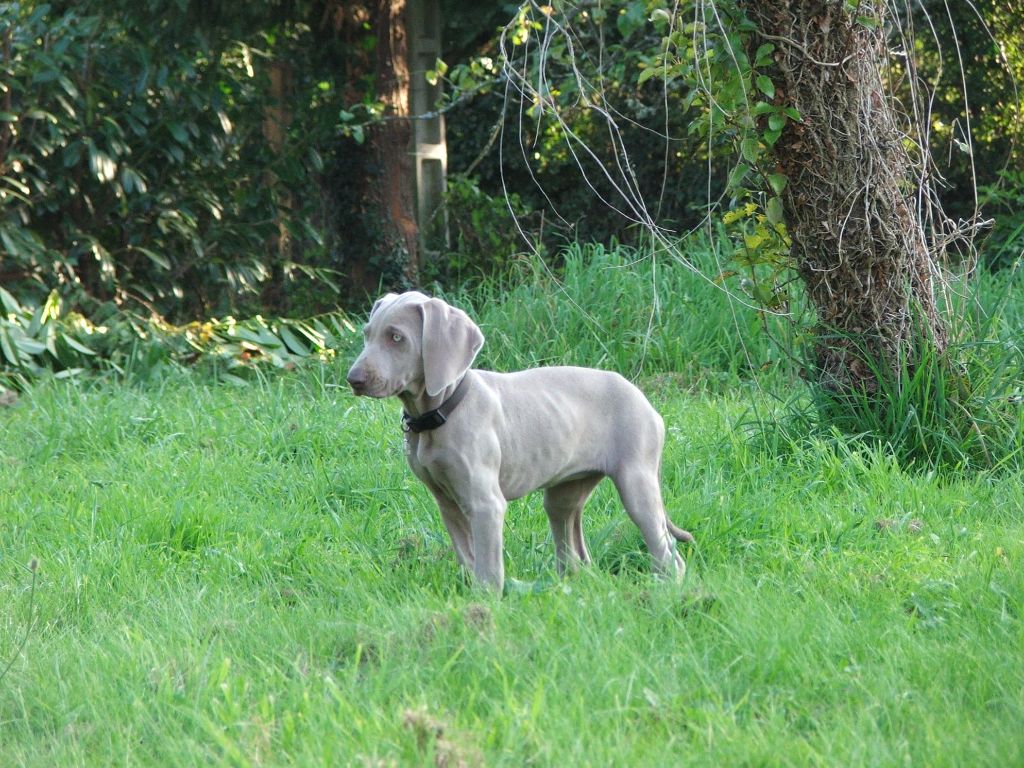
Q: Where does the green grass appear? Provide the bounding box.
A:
[1,244,1022,765]
[2,363,1023,766]
[443,239,782,386]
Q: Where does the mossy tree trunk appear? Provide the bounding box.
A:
[744,0,948,393]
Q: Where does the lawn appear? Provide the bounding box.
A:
[2,358,1022,766]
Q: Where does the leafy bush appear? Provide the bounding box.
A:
[0,283,357,392]
[0,2,334,319]
[0,286,97,383]
[423,175,537,283]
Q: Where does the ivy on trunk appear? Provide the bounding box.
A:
[742,0,949,393]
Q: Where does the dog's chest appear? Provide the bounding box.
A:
[404,433,445,486]
[404,432,475,500]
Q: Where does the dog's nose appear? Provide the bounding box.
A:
[347,368,367,394]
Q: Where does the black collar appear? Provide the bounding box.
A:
[402,375,471,433]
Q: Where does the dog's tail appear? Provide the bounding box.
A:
[667,520,695,544]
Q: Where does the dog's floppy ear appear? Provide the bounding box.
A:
[419,297,484,397]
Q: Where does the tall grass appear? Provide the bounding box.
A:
[762,262,1024,472]
[440,238,1024,471]
[444,238,782,387]
[764,331,1024,471]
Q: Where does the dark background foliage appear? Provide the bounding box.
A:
[2,0,1021,324]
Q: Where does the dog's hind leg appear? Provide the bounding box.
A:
[543,475,603,573]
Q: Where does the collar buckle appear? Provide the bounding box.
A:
[402,410,447,434]
[401,375,470,434]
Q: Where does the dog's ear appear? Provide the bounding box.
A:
[419,297,484,397]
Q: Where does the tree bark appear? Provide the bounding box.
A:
[332,0,419,297]
[744,0,947,393]
[261,58,293,312]
[371,0,419,283]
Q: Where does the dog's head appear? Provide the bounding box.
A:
[346,292,484,399]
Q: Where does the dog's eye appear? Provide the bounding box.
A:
[391,332,403,343]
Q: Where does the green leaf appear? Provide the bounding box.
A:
[168,122,189,143]
[755,43,775,67]
[132,246,171,270]
[219,372,249,387]
[768,112,786,131]
[0,327,21,365]
[2,176,31,196]
[0,285,22,315]
[14,335,47,356]
[768,173,788,195]
[120,168,149,195]
[60,332,96,356]
[766,196,785,225]
[278,325,310,357]
[763,128,782,147]
[231,326,282,348]
[637,66,659,85]
[740,138,760,163]
[0,229,22,260]
[44,323,58,357]
[783,106,802,121]
[87,144,118,182]
[728,162,751,189]
[756,75,775,99]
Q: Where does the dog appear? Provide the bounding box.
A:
[346,291,693,591]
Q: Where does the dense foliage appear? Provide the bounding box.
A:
[3,0,1021,315]
[439,0,1022,269]
[1,1,346,321]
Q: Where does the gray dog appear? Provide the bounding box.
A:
[346,291,693,592]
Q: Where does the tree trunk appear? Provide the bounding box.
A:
[744,0,947,393]
[332,0,419,298]
[371,0,419,283]
[261,58,293,313]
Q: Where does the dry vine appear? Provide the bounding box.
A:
[743,0,986,390]
[495,0,1001,392]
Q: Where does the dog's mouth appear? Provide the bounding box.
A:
[349,382,387,398]
[347,368,383,397]
[348,375,400,399]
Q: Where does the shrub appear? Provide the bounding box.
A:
[0,2,333,320]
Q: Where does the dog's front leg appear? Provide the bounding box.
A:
[459,486,507,593]
[428,487,474,571]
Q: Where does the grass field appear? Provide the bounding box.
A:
[2,251,1023,766]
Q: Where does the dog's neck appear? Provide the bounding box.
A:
[398,374,467,418]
